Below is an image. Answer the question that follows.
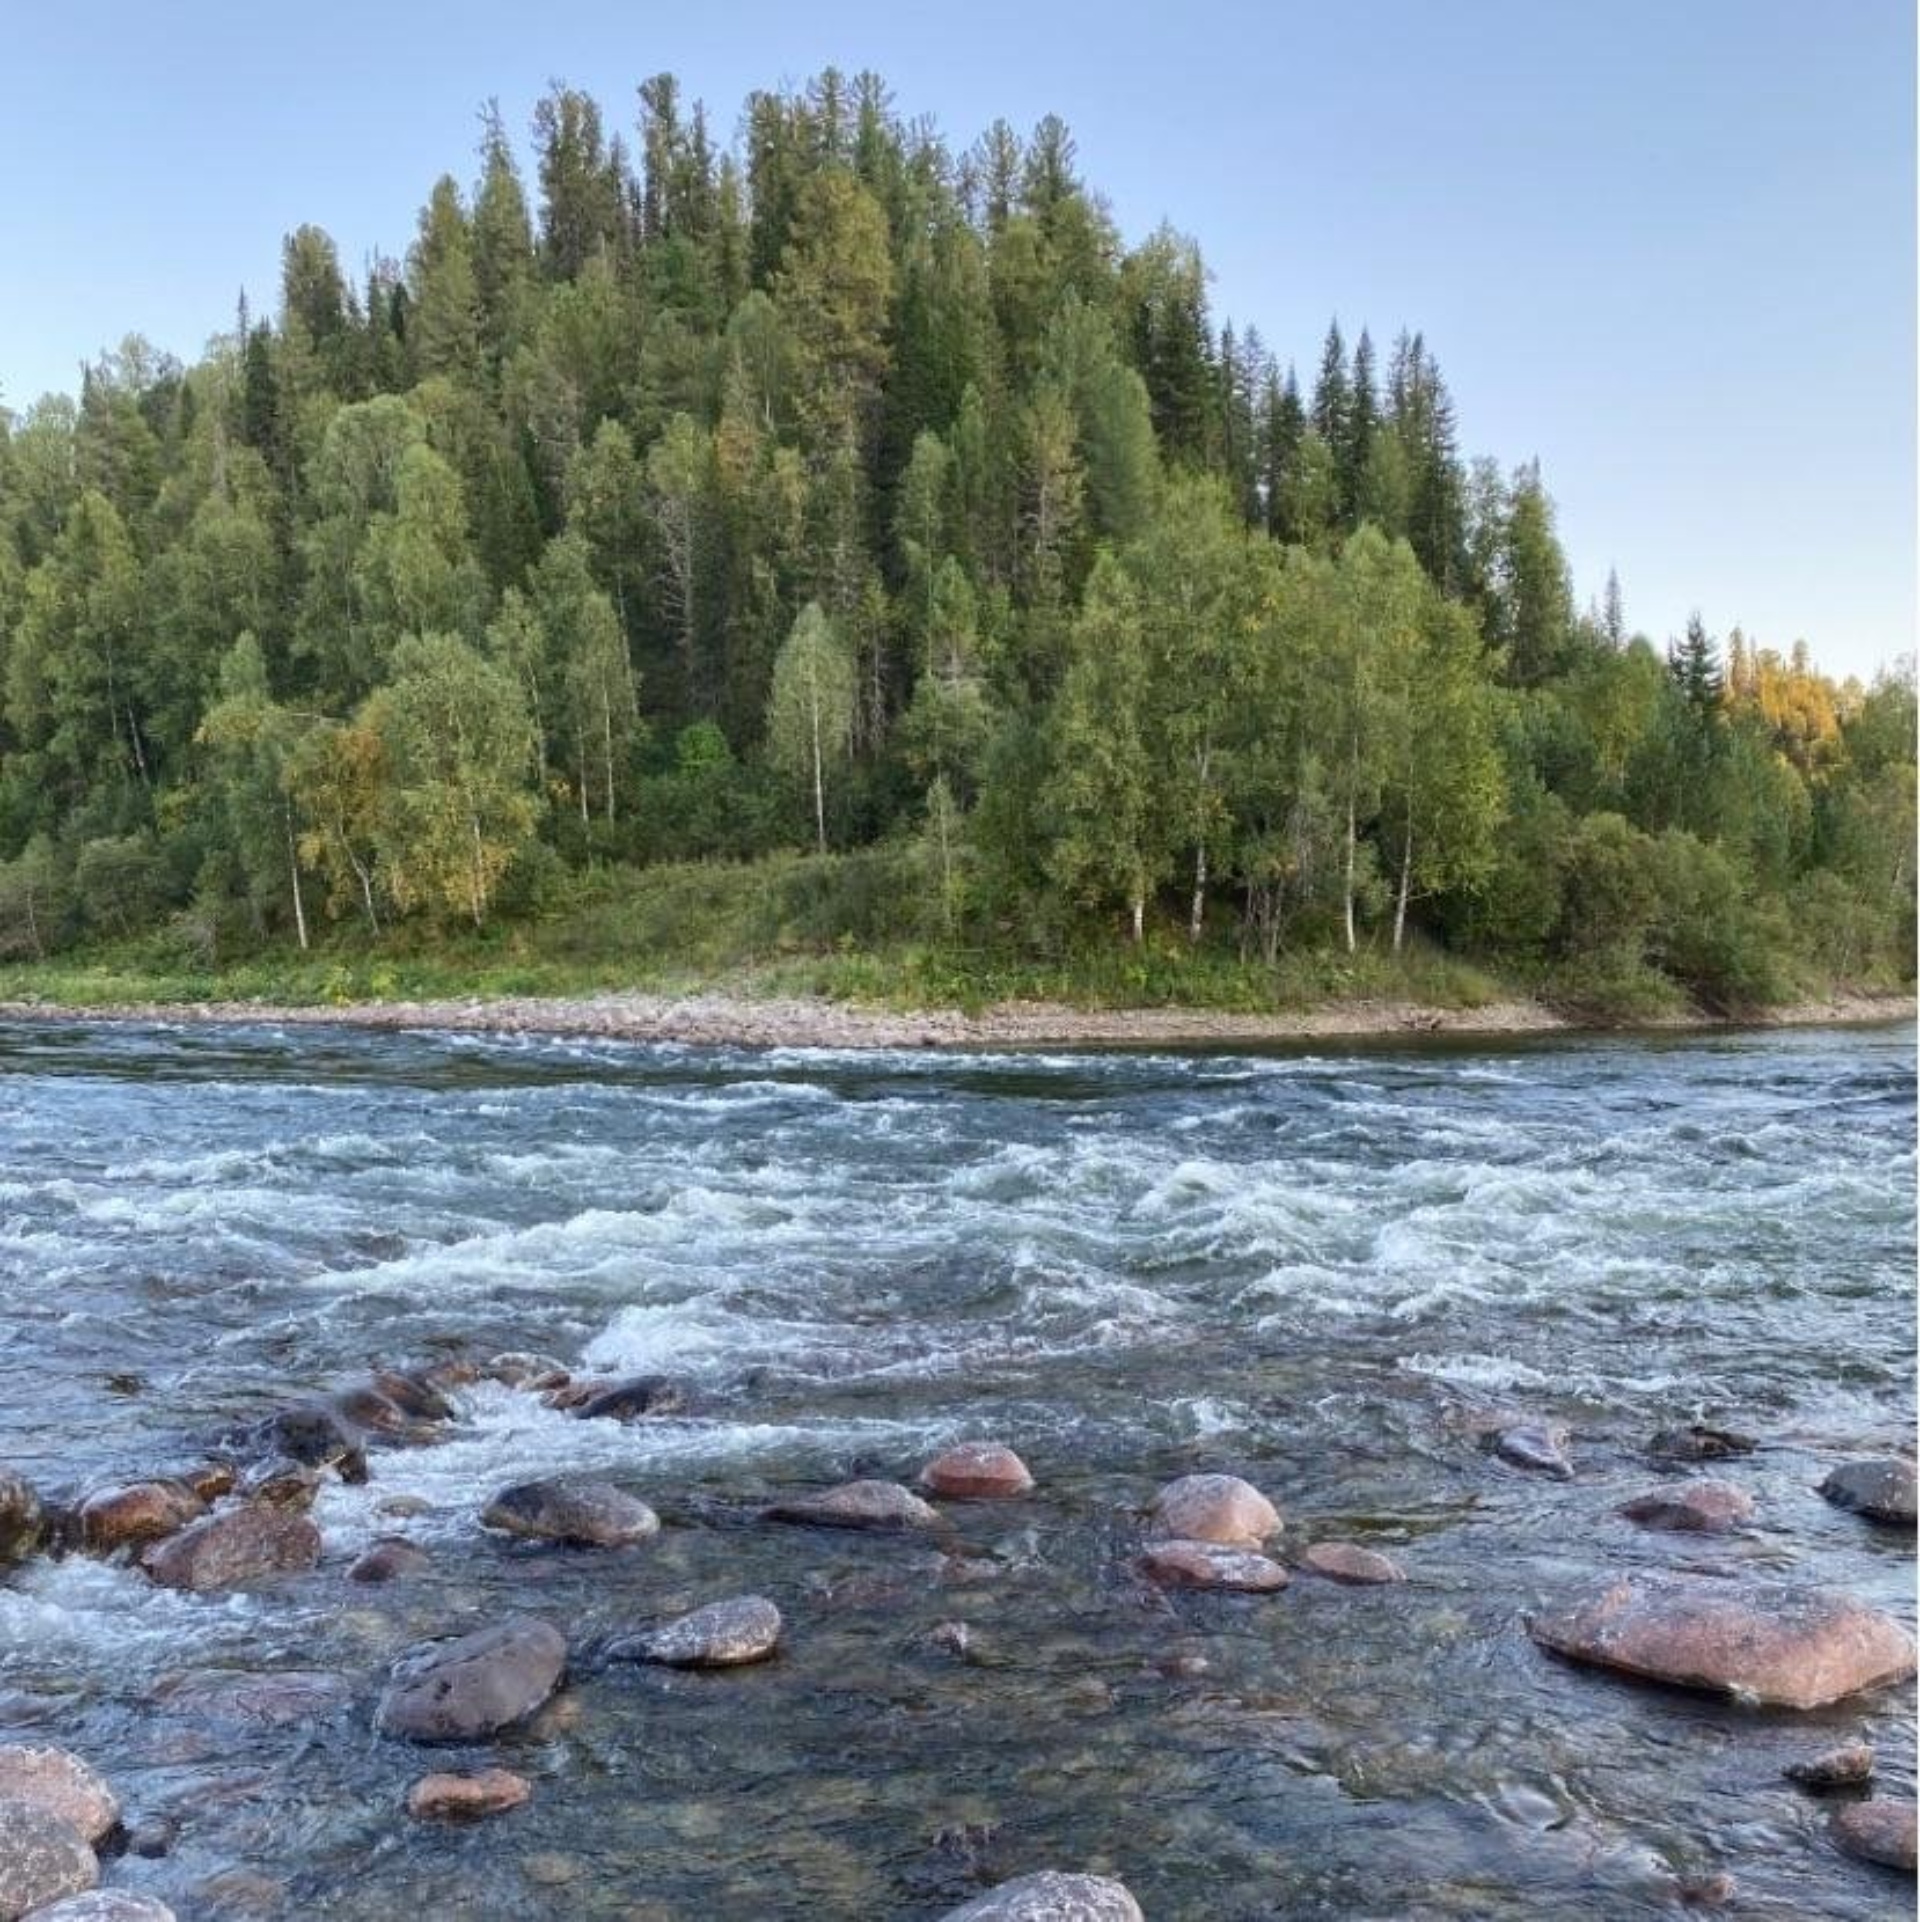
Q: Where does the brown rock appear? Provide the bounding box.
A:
[1648,1423,1756,1463]
[0,1800,97,1920]
[480,1479,659,1548]
[1147,1473,1280,1548]
[1785,1741,1874,1790]
[1829,1799,1917,1871]
[178,1462,237,1503]
[1673,1871,1735,1908]
[376,1617,567,1743]
[482,1353,570,1391]
[935,1872,1144,1921]
[0,1469,43,1566]
[348,1536,431,1583]
[764,1480,940,1530]
[0,1747,117,1844]
[921,1442,1034,1500]
[406,1768,531,1821]
[1138,1539,1290,1592]
[568,1374,687,1421]
[1302,1541,1406,1584]
[76,1480,206,1555]
[236,1457,319,1510]
[1617,1480,1754,1533]
[139,1505,321,1592]
[255,1402,366,1479]
[370,1369,456,1422]
[1530,1573,1916,1709]
[1820,1458,1917,1528]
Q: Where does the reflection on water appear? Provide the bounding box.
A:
[0,1018,1913,1918]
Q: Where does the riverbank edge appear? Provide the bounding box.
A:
[0,985,1910,1049]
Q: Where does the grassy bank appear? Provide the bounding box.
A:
[0,847,1904,1025]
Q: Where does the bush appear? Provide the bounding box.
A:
[1645,830,1788,1013]
[74,834,172,938]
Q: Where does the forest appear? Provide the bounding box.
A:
[0,71,1912,1015]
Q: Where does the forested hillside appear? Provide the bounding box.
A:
[0,72,1911,1012]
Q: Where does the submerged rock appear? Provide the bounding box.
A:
[481,1479,659,1548]
[935,1871,1144,1921]
[375,1618,567,1743]
[1493,1422,1573,1479]
[236,1457,320,1510]
[1785,1741,1875,1790]
[568,1374,687,1422]
[17,1897,177,1921]
[0,1470,43,1566]
[0,1801,97,1919]
[482,1353,570,1391]
[76,1480,206,1555]
[139,1505,321,1592]
[255,1403,367,1482]
[348,1536,431,1584]
[1617,1480,1754,1533]
[0,1746,118,1843]
[370,1369,456,1422]
[764,1480,940,1531]
[1302,1541,1406,1584]
[609,1595,782,1668]
[1648,1423,1756,1463]
[1146,1473,1280,1548]
[1819,1458,1917,1528]
[1138,1540,1289,1592]
[406,1768,531,1821]
[1829,1799,1917,1872]
[1530,1573,1916,1709]
[921,1443,1034,1500]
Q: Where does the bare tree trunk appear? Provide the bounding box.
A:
[1188,841,1208,945]
[1343,792,1358,954]
[810,686,827,855]
[286,806,309,952]
[1393,825,1413,953]
[351,848,380,935]
[602,687,616,824]
[1130,894,1145,944]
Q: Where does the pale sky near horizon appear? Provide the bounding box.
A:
[3,0,1912,678]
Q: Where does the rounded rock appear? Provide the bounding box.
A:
[481,1479,659,1548]
[1784,1741,1875,1790]
[376,1617,567,1744]
[1820,1458,1917,1528]
[935,1871,1144,1921]
[0,1747,118,1845]
[0,1800,97,1920]
[348,1537,431,1584]
[19,1898,177,1921]
[139,1505,321,1592]
[1829,1799,1917,1872]
[568,1374,687,1422]
[921,1443,1034,1500]
[406,1768,531,1821]
[1302,1541,1406,1585]
[1617,1480,1754,1534]
[1147,1473,1280,1548]
[76,1481,206,1555]
[764,1480,940,1531]
[1494,1422,1574,1479]
[1138,1540,1289,1592]
[613,1595,782,1668]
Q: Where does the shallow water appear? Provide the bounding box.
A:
[0,1018,1913,1919]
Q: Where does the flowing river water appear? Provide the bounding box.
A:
[0,1017,1913,1919]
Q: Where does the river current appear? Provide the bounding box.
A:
[0,1018,1913,1919]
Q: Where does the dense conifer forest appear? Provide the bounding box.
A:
[0,72,1911,1012]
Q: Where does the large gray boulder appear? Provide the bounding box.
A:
[375,1617,567,1743]
[609,1596,783,1668]
[480,1479,659,1547]
[1820,1458,1917,1527]
[139,1505,320,1591]
[935,1872,1143,1921]
[1531,1574,1915,1709]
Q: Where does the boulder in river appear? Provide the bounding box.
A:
[370,1369,457,1422]
[76,1480,206,1555]
[15,1897,177,1921]
[375,1617,567,1743]
[1493,1422,1574,1479]
[1302,1541,1406,1585]
[935,1871,1144,1921]
[1138,1540,1289,1592]
[139,1505,321,1592]
[1785,1741,1875,1790]
[1530,1573,1916,1709]
[0,1801,97,1920]
[764,1480,940,1531]
[480,1479,659,1548]
[1819,1458,1917,1528]
[1648,1423,1756,1463]
[178,1462,237,1504]
[237,1457,321,1511]
[1829,1799,1917,1872]
[921,1443,1034,1500]
[481,1353,570,1391]
[0,1470,43,1566]
[608,1595,783,1668]
[1146,1473,1280,1548]
[0,1746,118,1844]
[1617,1480,1754,1533]
[255,1403,367,1482]
[405,1768,531,1821]
[348,1537,432,1584]
[568,1374,687,1422]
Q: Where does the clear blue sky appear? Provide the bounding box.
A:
[4,0,1912,677]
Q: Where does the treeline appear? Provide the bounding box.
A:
[0,71,1911,1009]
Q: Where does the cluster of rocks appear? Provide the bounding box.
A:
[0,1745,173,1921]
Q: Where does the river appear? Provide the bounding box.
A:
[0,1018,1912,1918]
